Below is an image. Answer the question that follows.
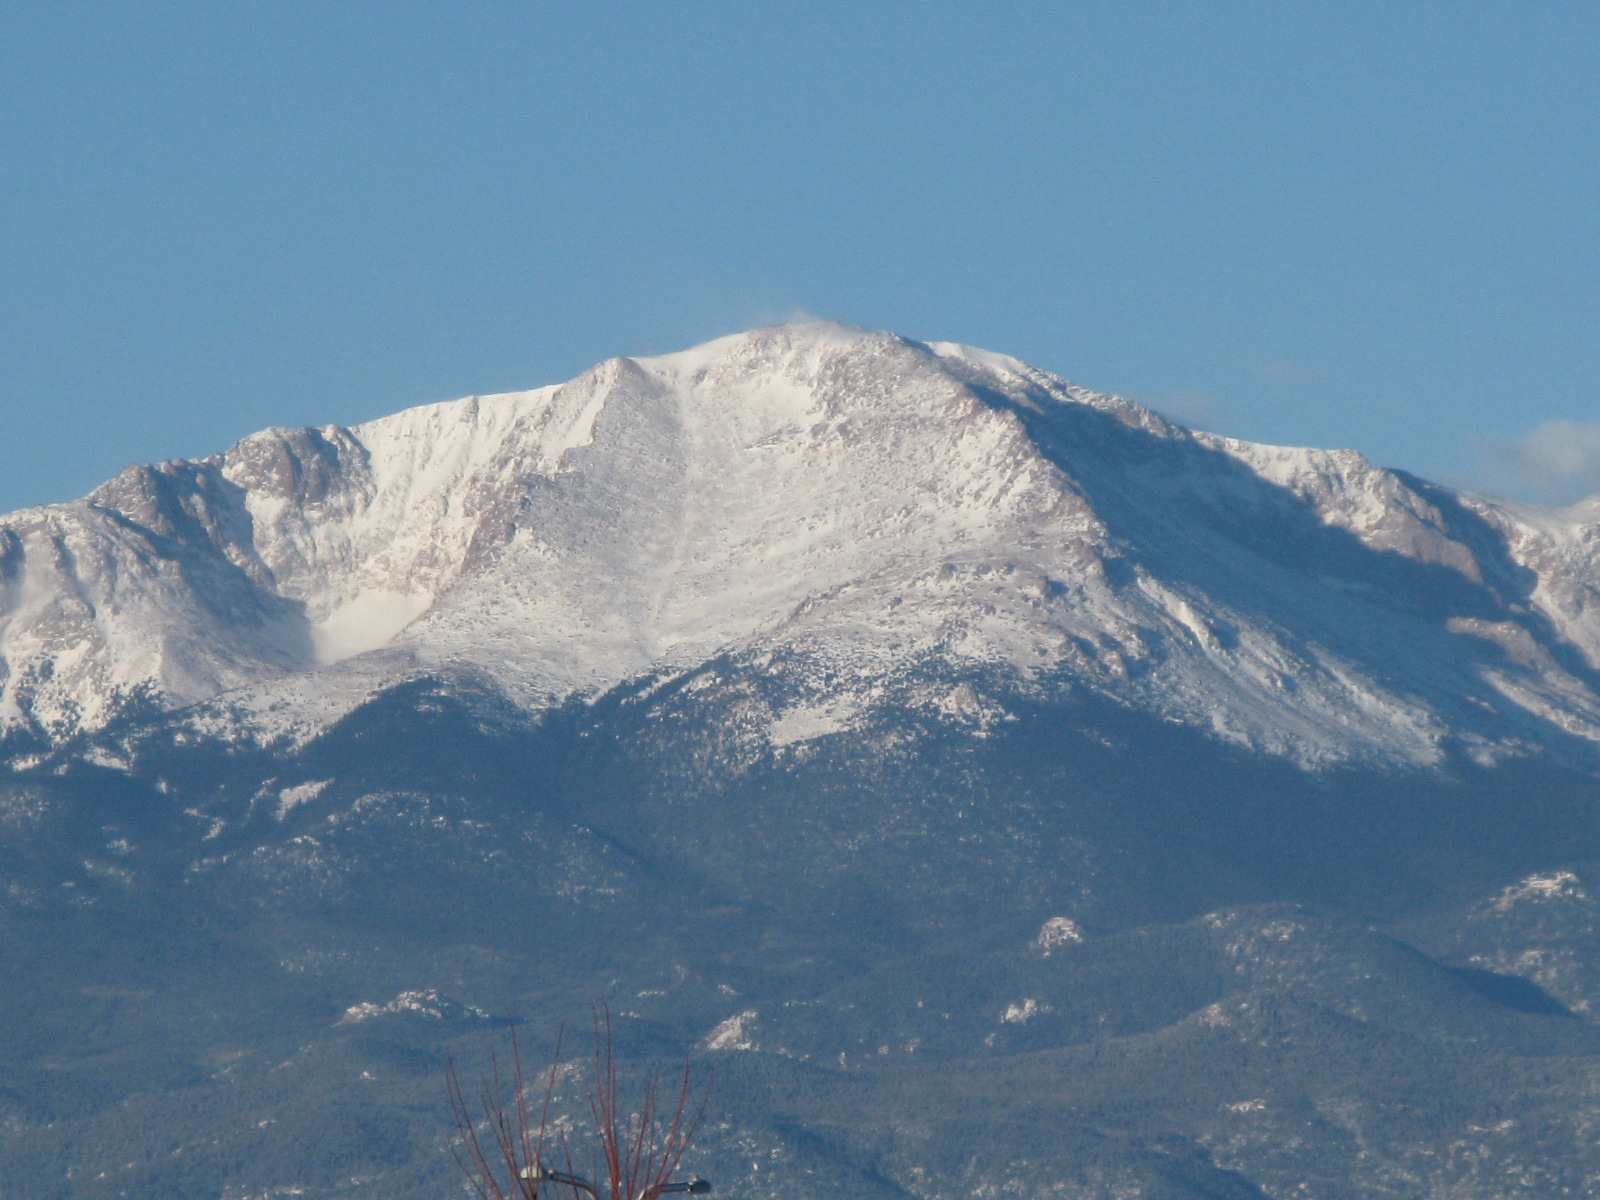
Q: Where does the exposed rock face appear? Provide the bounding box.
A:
[7,322,1600,766]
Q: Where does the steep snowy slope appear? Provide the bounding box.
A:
[6,322,1600,767]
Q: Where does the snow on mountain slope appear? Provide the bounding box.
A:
[6,322,1600,767]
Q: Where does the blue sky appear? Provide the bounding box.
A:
[2,2,1596,512]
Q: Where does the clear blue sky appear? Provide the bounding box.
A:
[2,2,1596,512]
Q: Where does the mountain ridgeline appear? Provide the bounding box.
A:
[4,324,1600,1199]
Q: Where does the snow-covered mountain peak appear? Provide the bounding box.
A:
[7,322,1600,769]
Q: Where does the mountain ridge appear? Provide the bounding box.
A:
[7,322,1600,770]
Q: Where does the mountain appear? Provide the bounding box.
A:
[9,322,1600,767]
[4,324,1600,1200]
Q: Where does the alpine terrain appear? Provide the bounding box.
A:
[5,323,1600,1199]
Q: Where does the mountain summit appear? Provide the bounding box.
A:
[6,322,1600,767]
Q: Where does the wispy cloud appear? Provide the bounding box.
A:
[744,304,832,328]
[1482,418,1600,506]
[1250,359,1316,386]
[1149,390,1220,430]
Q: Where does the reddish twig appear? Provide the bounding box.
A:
[449,1009,710,1200]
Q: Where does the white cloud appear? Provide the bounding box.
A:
[1483,419,1600,506]
[743,304,831,328]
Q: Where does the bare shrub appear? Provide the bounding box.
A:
[447,1008,711,1200]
